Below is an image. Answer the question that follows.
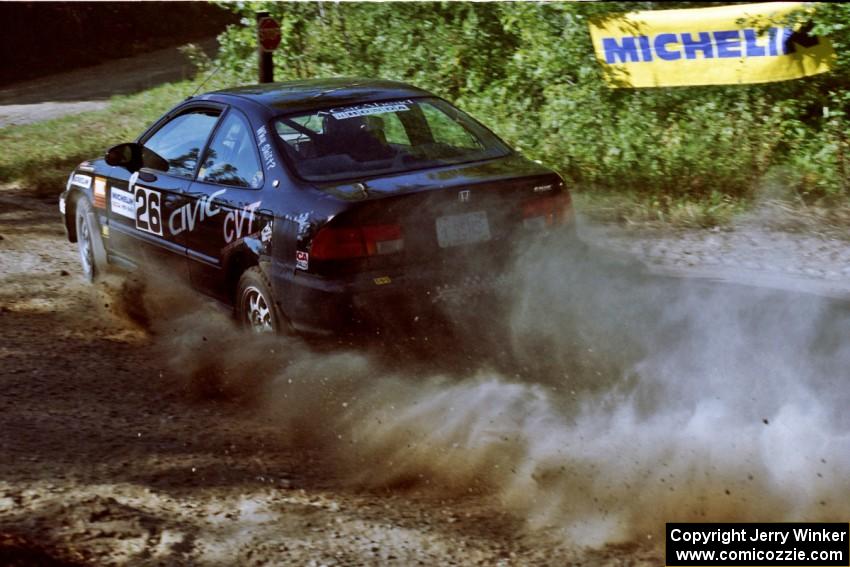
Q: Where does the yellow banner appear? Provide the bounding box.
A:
[588,2,834,88]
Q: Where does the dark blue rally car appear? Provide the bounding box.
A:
[60,78,573,334]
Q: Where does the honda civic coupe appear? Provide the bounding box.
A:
[59,78,574,334]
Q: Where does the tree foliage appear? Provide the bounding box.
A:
[212,1,850,205]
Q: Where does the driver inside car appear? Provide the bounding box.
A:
[322,114,395,162]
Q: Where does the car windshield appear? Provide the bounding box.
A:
[273,97,511,182]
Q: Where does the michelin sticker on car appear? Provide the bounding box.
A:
[71,173,92,189]
[110,187,136,219]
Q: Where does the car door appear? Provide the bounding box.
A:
[107,106,222,277]
[181,108,270,300]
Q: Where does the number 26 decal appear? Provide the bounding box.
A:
[135,187,163,236]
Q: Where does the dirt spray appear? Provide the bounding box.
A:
[136,231,850,546]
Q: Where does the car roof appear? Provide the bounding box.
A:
[207,77,433,115]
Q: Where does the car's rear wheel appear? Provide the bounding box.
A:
[75,197,100,282]
[236,267,280,334]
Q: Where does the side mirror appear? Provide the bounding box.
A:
[105,143,169,173]
[105,142,139,170]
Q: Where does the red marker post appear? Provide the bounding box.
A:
[256,12,281,83]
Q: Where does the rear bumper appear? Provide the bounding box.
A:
[269,222,581,335]
[269,262,514,335]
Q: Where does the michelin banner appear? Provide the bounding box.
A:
[588,2,834,88]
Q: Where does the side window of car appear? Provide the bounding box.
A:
[143,110,220,178]
[420,103,481,150]
[381,112,411,146]
[199,111,264,189]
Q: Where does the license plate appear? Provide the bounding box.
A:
[435,211,491,248]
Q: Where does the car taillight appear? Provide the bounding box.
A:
[522,193,572,229]
[311,224,404,260]
[362,224,403,255]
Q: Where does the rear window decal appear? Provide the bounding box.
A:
[330,101,412,120]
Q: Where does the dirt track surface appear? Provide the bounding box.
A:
[0,192,667,565]
[5,188,850,565]
[583,219,850,300]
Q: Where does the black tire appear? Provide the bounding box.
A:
[236,267,283,334]
[75,197,101,282]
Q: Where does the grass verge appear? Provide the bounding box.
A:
[3,80,827,232]
[0,82,196,197]
[574,190,748,229]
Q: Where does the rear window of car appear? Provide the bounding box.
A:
[273,97,511,182]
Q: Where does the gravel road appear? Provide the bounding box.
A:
[2,185,850,566]
[582,217,850,300]
[1,190,672,565]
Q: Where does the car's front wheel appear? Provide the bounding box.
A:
[75,197,101,282]
[236,267,280,334]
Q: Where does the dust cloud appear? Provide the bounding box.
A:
[124,228,850,546]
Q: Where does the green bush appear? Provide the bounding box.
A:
[9,1,847,224]
[205,1,850,219]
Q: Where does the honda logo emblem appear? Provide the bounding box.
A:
[458,190,471,203]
